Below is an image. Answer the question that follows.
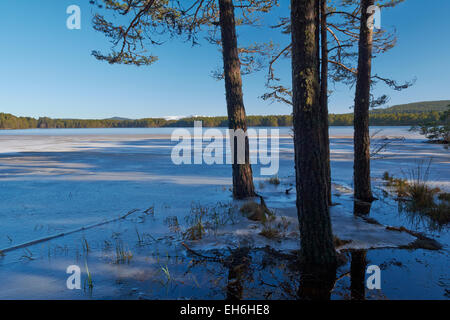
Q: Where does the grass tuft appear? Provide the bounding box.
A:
[84,260,94,291]
[438,192,450,202]
[178,202,238,240]
[240,201,273,222]
[266,176,281,185]
[82,237,90,253]
[383,161,449,228]
[183,203,208,240]
[259,226,281,239]
[114,241,133,264]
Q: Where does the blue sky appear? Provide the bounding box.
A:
[0,0,448,119]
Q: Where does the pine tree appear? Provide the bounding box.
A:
[90,0,278,199]
[291,0,337,278]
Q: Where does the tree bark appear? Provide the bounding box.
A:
[320,0,332,205]
[218,0,256,199]
[291,0,337,273]
[353,0,375,202]
[350,250,367,300]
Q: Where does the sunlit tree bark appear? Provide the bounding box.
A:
[291,0,337,275]
[320,0,332,205]
[353,0,375,202]
[218,0,256,199]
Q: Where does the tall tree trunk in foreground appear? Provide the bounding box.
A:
[320,0,332,205]
[226,247,251,300]
[350,250,367,300]
[353,0,375,202]
[291,0,337,275]
[218,0,256,199]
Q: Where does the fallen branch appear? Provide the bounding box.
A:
[181,242,223,263]
[0,209,140,255]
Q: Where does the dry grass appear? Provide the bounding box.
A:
[426,203,450,225]
[164,216,181,233]
[182,202,238,240]
[266,176,281,185]
[383,161,449,228]
[438,192,450,202]
[114,241,133,264]
[402,160,440,208]
[240,201,265,220]
[183,221,205,241]
[333,236,352,248]
[184,203,208,240]
[259,226,281,239]
[382,171,409,197]
[240,201,274,222]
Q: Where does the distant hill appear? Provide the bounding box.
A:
[105,117,132,121]
[372,100,450,114]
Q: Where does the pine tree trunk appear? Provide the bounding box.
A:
[350,250,367,300]
[354,0,375,202]
[218,0,256,199]
[320,0,332,205]
[291,0,337,273]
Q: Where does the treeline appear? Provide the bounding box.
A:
[329,111,444,126]
[0,111,446,130]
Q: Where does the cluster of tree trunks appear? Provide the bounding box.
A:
[291,0,377,292]
[93,0,381,299]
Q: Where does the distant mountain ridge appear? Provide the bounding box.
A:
[372,100,450,114]
[106,117,132,121]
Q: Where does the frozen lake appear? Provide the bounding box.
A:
[0,126,425,137]
[0,126,448,299]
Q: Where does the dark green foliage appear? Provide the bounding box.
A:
[329,110,445,126]
[410,106,449,144]
[0,113,38,129]
[90,0,182,66]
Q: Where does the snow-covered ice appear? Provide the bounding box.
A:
[0,126,448,299]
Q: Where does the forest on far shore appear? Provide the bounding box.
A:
[0,110,447,130]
